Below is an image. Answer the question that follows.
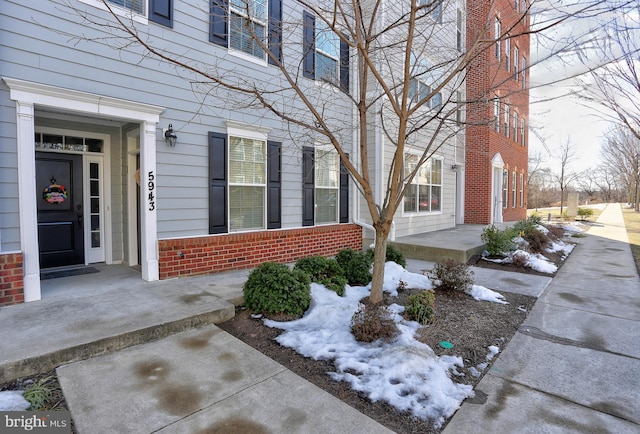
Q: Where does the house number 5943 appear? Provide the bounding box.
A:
[147,171,156,211]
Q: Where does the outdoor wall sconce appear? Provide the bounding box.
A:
[164,124,177,147]
[451,164,459,170]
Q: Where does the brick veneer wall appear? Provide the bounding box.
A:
[158,224,363,279]
[0,253,24,307]
[465,0,529,224]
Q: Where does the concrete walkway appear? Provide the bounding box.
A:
[443,203,640,433]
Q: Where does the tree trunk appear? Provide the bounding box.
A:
[368,226,390,305]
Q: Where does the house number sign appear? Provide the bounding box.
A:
[147,171,156,211]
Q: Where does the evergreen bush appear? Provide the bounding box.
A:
[243,262,311,316]
[335,248,372,286]
[481,225,516,255]
[294,256,347,296]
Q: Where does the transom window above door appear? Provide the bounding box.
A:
[35,132,103,153]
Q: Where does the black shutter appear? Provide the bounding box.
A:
[209,132,228,234]
[267,141,282,229]
[339,155,349,223]
[210,0,228,47]
[268,0,282,65]
[340,38,350,92]
[149,0,173,27]
[302,146,315,226]
[302,11,315,79]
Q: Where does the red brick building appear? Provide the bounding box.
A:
[465,0,530,224]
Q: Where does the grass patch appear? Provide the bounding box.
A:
[527,206,604,222]
[621,207,640,275]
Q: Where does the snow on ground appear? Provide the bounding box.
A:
[264,262,511,427]
[0,390,30,411]
[469,285,508,304]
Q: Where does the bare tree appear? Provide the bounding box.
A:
[551,139,579,215]
[601,128,640,210]
[61,0,635,304]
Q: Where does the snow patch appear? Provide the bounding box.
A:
[0,391,30,411]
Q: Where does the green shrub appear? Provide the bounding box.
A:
[405,290,436,325]
[294,256,347,296]
[243,262,311,316]
[22,377,54,411]
[512,216,542,235]
[481,225,516,255]
[577,207,594,220]
[528,213,542,225]
[365,244,407,268]
[335,248,372,286]
[350,302,398,342]
[428,259,474,293]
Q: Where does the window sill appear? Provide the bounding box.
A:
[229,49,269,68]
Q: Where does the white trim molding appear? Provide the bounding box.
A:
[3,77,164,301]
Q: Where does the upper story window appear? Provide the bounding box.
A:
[504,103,510,137]
[229,0,267,59]
[505,36,511,72]
[520,119,526,146]
[303,12,350,92]
[522,57,527,89]
[408,55,442,110]
[81,0,173,27]
[315,20,340,83]
[456,9,463,52]
[495,18,501,59]
[403,154,442,214]
[513,111,519,143]
[210,0,282,64]
[514,46,519,80]
[493,98,500,132]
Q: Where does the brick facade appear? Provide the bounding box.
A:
[0,253,24,307]
[465,0,530,224]
[158,224,363,279]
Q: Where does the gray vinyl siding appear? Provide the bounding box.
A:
[0,85,20,252]
[1,0,354,249]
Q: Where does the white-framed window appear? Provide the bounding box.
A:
[315,147,340,224]
[456,9,463,51]
[408,55,442,110]
[80,0,148,24]
[495,18,501,59]
[513,111,518,143]
[494,98,501,132]
[505,36,511,72]
[514,46,519,80]
[421,0,443,24]
[512,171,517,208]
[519,173,524,207]
[228,135,267,231]
[403,154,442,213]
[504,103,510,137]
[315,19,340,83]
[515,0,519,13]
[229,0,267,60]
[520,119,526,146]
[502,170,509,209]
[522,57,527,89]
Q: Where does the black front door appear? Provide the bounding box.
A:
[36,152,84,268]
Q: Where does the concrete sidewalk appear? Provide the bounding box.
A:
[443,203,640,433]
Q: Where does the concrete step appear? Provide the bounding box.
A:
[0,266,245,383]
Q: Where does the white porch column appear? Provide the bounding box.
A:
[15,101,41,301]
[139,120,159,281]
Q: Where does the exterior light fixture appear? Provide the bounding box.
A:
[451,164,459,170]
[164,124,177,147]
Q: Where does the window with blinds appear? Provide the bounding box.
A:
[228,136,266,231]
[403,154,442,213]
[229,0,267,59]
[315,149,339,224]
